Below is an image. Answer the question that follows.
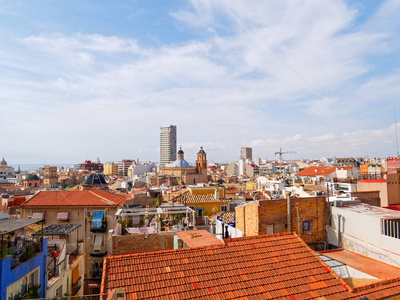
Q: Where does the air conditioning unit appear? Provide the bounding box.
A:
[334,200,343,207]
[87,211,93,216]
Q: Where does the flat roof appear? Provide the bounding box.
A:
[0,218,44,235]
[176,230,223,248]
[335,204,400,219]
[320,249,400,279]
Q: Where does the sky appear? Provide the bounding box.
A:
[1,0,400,164]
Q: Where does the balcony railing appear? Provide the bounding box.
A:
[71,279,82,296]
[4,239,42,269]
[90,221,107,233]
[89,244,107,257]
[48,259,66,280]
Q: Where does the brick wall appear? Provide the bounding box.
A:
[351,191,380,207]
[244,201,259,237]
[236,197,327,244]
[112,232,175,254]
[235,205,245,233]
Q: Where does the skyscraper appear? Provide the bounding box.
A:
[240,147,252,161]
[160,125,177,167]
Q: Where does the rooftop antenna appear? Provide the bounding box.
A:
[396,105,399,157]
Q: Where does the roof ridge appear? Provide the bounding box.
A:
[352,277,400,293]
[21,191,42,206]
[89,189,120,206]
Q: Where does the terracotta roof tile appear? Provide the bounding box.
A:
[296,166,355,177]
[102,232,400,299]
[175,192,231,204]
[21,190,127,207]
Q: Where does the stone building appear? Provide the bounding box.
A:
[160,147,208,185]
[43,166,58,188]
[20,190,128,294]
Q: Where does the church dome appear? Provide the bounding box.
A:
[178,149,184,154]
[83,173,107,185]
[171,159,190,168]
[25,174,40,181]
[198,147,205,153]
[0,157,7,166]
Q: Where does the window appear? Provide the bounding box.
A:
[303,221,310,232]
[197,207,204,217]
[382,219,400,239]
[266,225,274,234]
[221,205,227,212]
[55,285,63,297]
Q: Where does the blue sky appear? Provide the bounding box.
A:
[0,0,400,164]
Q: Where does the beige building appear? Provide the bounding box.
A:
[103,163,118,176]
[20,189,128,294]
[43,166,58,187]
[357,174,400,207]
[161,147,208,185]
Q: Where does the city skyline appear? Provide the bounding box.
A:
[1,1,400,163]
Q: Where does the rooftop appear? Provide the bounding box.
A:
[102,232,400,299]
[296,166,354,177]
[320,249,400,280]
[0,218,44,235]
[175,192,231,204]
[333,203,400,219]
[176,230,223,248]
[21,190,128,207]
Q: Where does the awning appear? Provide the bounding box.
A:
[72,266,80,285]
[32,212,45,219]
[57,212,70,221]
[94,235,103,251]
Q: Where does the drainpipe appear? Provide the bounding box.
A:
[337,214,342,248]
[286,192,291,232]
[295,203,301,236]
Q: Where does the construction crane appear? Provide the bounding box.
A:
[275,148,296,163]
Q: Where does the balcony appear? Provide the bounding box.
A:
[5,238,42,269]
[71,278,82,296]
[89,244,107,257]
[89,263,103,280]
[47,258,66,280]
[90,211,107,233]
[90,222,107,233]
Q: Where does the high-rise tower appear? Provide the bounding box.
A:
[160,125,177,167]
[240,147,252,161]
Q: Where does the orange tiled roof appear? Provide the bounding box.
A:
[2,185,23,191]
[296,166,354,177]
[21,190,127,207]
[102,232,400,299]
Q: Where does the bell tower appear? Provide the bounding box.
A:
[196,147,207,174]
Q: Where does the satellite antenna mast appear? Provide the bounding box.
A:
[396,105,399,157]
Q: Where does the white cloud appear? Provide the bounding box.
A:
[1,1,400,163]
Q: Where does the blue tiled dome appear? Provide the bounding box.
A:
[198,147,205,153]
[171,159,190,167]
[83,173,107,185]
